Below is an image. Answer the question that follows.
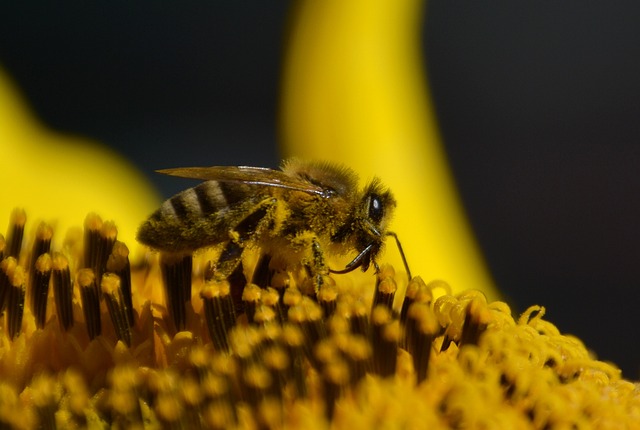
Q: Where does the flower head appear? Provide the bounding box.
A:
[0,210,638,429]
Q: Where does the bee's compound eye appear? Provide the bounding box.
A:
[368,194,384,223]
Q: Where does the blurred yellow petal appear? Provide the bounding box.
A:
[0,67,161,252]
[280,0,498,299]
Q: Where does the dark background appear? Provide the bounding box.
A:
[1,2,639,378]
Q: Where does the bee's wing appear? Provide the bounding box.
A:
[157,166,329,197]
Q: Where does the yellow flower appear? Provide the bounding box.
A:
[1,4,638,427]
[279,0,498,300]
[0,211,638,428]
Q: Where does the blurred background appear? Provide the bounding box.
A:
[1,2,639,377]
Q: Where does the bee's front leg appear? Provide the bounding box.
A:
[291,231,329,294]
[213,198,277,281]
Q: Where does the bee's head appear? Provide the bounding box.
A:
[331,178,396,274]
[360,178,396,238]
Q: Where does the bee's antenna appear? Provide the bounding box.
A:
[386,232,412,280]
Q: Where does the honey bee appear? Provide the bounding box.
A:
[137,159,410,284]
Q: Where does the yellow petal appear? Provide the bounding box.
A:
[0,68,161,252]
[280,0,498,299]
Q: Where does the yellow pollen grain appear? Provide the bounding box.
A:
[406,276,433,304]
[263,345,290,371]
[51,252,69,271]
[254,306,277,324]
[1,256,17,277]
[283,287,302,307]
[260,287,280,307]
[324,359,350,386]
[382,320,402,343]
[203,401,235,428]
[343,335,371,361]
[243,364,272,390]
[100,220,118,241]
[10,265,26,287]
[202,373,229,398]
[242,283,261,302]
[34,253,52,273]
[101,273,121,296]
[35,222,53,241]
[315,339,339,365]
[10,208,27,227]
[371,304,392,325]
[377,263,396,280]
[211,354,237,376]
[282,324,304,347]
[317,283,338,303]
[84,212,102,231]
[155,393,183,422]
[270,270,291,289]
[180,377,203,407]
[77,268,95,287]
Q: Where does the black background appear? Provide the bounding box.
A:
[1,2,639,378]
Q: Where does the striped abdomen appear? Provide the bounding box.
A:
[137,180,258,252]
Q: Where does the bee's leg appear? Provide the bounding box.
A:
[213,198,277,281]
[295,233,329,294]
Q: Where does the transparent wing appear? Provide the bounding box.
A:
[157,165,329,197]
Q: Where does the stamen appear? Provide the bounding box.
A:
[201,279,236,353]
[242,283,262,324]
[317,281,338,317]
[320,356,350,420]
[108,365,144,427]
[106,241,134,327]
[261,343,290,399]
[281,323,307,398]
[371,305,398,378]
[77,268,101,341]
[61,369,90,427]
[399,276,432,326]
[29,222,53,280]
[101,273,132,347]
[405,303,439,384]
[254,304,277,326]
[7,265,26,340]
[51,252,74,332]
[242,362,273,408]
[289,297,326,368]
[160,252,193,332]
[83,214,102,280]
[282,287,302,320]
[31,253,52,329]
[202,400,236,430]
[348,299,370,338]
[6,208,26,259]
[460,299,490,347]
[372,264,397,312]
[0,234,5,261]
[262,286,285,324]
[337,333,371,386]
[0,256,18,313]
[30,373,59,430]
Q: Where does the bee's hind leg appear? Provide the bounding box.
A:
[212,198,277,281]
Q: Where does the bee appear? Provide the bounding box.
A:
[137,159,410,285]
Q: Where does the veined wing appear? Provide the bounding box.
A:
[157,166,330,197]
